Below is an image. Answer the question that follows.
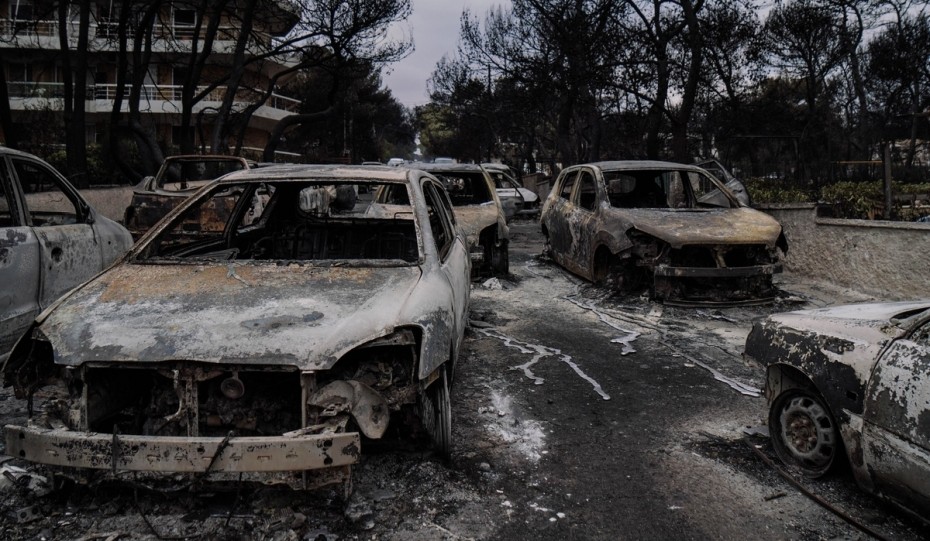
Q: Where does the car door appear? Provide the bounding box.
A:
[569,168,601,279]
[860,314,930,510]
[543,168,578,265]
[424,180,468,334]
[0,158,41,358]
[10,156,104,309]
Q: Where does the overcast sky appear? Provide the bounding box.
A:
[383,0,508,109]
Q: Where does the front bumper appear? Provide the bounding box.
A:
[4,425,360,473]
[652,263,782,306]
[654,262,782,278]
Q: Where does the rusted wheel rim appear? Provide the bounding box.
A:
[771,391,837,476]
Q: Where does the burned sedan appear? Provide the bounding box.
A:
[2,164,470,491]
[745,301,930,515]
[540,161,786,305]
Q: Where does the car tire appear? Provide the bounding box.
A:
[769,388,839,477]
[491,240,509,275]
[419,367,452,460]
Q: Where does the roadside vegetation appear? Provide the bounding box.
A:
[418,0,930,196]
[745,178,930,221]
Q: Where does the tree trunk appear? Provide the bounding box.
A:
[210,0,257,153]
[0,52,17,148]
[180,0,226,154]
[670,0,703,163]
[66,0,92,188]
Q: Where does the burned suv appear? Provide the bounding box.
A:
[541,161,787,305]
[3,164,470,492]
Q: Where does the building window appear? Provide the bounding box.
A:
[173,9,196,38]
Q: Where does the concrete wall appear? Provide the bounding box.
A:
[760,203,930,300]
[81,186,134,223]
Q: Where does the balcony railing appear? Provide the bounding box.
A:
[7,82,301,113]
[0,18,265,46]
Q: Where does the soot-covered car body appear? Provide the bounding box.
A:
[123,155,252,239]
[1,148,132,363]
[540,161,786,305]
[391,163,509,275]
[745,301,930,515]
[2,164,470,490]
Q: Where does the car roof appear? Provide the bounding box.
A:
[218,163,412,183]
[0,146,49,160]
[405,162,485,173]
[579,160,710,173]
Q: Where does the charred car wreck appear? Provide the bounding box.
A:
[745,301,930,515]
[540,161,787,305]
[2,165,470,491]
[123,155,253,240]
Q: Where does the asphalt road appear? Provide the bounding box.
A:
[0,221,927,540]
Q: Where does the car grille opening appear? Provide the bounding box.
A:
[78,364,302,437]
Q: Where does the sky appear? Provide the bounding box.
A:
[383,0,508,109]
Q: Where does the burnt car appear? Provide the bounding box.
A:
[483,163,541,218]
[540,161,787,305]
[123,155,252,239]
[390,163,509,275]
[745,301,930,515]
[1,147,132,362]
[2,164,470,491]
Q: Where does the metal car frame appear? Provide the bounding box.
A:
[541,161,786,305]
[3,165,470,492]
[745,302,930,515]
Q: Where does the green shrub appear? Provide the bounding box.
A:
[820,181,883,219]
[819,180,930,220]
[743,178,813,204]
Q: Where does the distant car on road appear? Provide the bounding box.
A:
[123,155,252,239]
[483,163,541,218]
[0,147,132,362]
[745,301,930,515]
[2,164,471,492]
[540,160,786,305]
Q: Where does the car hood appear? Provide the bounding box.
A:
[618,207,782,248]
[38,263,424,370]
[748,301,930,385]
[769,302,930,344]
[767,301,930,346]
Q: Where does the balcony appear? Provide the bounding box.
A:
[0,18,281,54]
[7,82,301,121]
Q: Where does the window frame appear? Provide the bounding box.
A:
[558,169,578,201]
[10,156,87,227]
[422,179,455,261]
[572,168,599,212]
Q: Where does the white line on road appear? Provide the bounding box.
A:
[478,328,611,401]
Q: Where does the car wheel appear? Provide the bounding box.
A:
[419,367,452,460]
[491,240,509,275]
[769,389,839,477]
[594,250,643,293]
